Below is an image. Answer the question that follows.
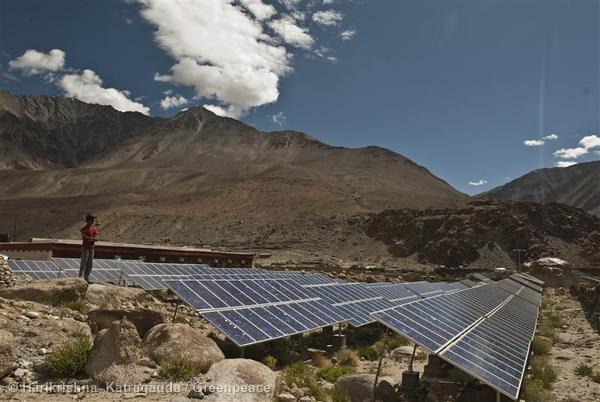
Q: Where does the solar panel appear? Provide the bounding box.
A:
[509,274,543,293]
[472,273,492,282]
[460,279,478,288]
[403,281,448,297]
[366,283,421,303]
[301,282,398,326]
[517,272,544,286]
[9,258,127,284]
[440,317,532,400]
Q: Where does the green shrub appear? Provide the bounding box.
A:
[57,299,89,314]
[574,363,594,377]
[263,355,277,370]
[336,349,360,367]
[47,337,93,377]
[358,347,378,361]
[521,379,555,402]
[530,356,557,388]
[373,333,408,353]
[161,357,206,380]
[316,366,355,383]
[531,337,552,355]
[284,363,327,401]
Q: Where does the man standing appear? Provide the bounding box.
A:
[79,214,98,282]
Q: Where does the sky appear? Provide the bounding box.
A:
[1,0,599,194]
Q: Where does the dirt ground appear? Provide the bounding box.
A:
[543,289,600,402]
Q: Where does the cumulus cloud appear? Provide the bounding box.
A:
[340,29,356,41]
[524,140,545,147]
[9,49,65,75]
[139,0,292,117]
[59,69,150,115]
[271,111,286,125]
[269,15,314,49]
[468,179,488,186]
[160,94,188,110]
[556,161,578,168]
[312,10,343,26]
[203,104,243,118]
[239,0,276,20]
[553,134,600,159]
[523,133,559,147]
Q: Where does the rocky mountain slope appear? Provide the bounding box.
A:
[0,91,467,265]
[357,199,600,268]
[483,161,600,216]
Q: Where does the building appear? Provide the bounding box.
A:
[0,238,255,268]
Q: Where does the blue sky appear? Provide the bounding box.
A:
[1,0,599,194]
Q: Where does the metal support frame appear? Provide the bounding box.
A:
[172,302,180,323]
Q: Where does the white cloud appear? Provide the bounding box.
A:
[323,0,334,4]
[468,179,488,186]
[280,0,300,10]
[556,161,578,168]
[139,0,291,117]
[579,134,600,149]
[154,72,172,82]
[59,69,149,115]
[163,89,173,95]
[239,0,276,20]
[312,10,343,26]
[524,140,545,147]
[340,29,356,41]
[326,56,338,63]
[9,49,65,75]
[203,104,243,118]
[554,147,588,159]
[269,16,314,49]
[523,133,558,147]
[160,94,188,110]
[271,111,286,125]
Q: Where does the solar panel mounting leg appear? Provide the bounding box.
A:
[372,345,385,402]
[240,347,245,358]
[496,390,500,402]
[409,344,417,372]
[172,302,180,323]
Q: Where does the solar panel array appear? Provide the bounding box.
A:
[8,258,126,284]
[373,274,544,400]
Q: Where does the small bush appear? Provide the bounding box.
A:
[312,353,332,369]
[530,356,557,388]
[521,379,555,402]
[263,355,277,370]
[358,347,378,361]
[544,314,563,329]
[336,349,360,367]
[161,357,206,380]
[531,337,552,355]
[373,333,408,353]
[574,363,594,377]
[57,299,89,314]
[316,366,355,383]
[47,337,93,377]
[415,350,428,361]
[284,363,327,401]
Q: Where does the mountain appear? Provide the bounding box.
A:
[0,91,467,265]
[483,161,600,216]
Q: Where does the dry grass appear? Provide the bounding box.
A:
[336,349,360,367]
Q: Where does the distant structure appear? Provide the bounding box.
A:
[0,238,255,268]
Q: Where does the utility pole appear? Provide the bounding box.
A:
[513,249,526,272]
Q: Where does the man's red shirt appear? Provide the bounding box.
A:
[81,224,98,249]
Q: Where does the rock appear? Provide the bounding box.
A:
[376,378,399,402]
[277,393,296,402]
[335,374,397,402]
[0,376,13,386]
[0,278,88,305]
[24,311,40,319]
[554,349,576,361]
[0,330,16,378]
[391,346,415,361]
[13,368,28,381]
[85,318,146,385]
[85,283,154,309]
[188,389,205,399]
[141,323,224,370]
[206,359,279,402]
[290,385,303,399]
[298,397,313,402]
[88,308,164,337]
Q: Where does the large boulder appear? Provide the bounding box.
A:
[87,308,165,337]
[0,330,16,379]
[205,359,279,402]
[142,323,224,370]
[85,318,146,385]
[0,278,88,305]
[335,374,398,402]
[85,283,155,309]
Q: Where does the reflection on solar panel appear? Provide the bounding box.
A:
[366,283,421,303]
[302,282,398,327]
[373,280,541,400]
[165,278,345,346]
[403,281,467,297]
[8,258,126,284]
[510,274,543,293]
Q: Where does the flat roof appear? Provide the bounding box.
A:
[1,238,254,257]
